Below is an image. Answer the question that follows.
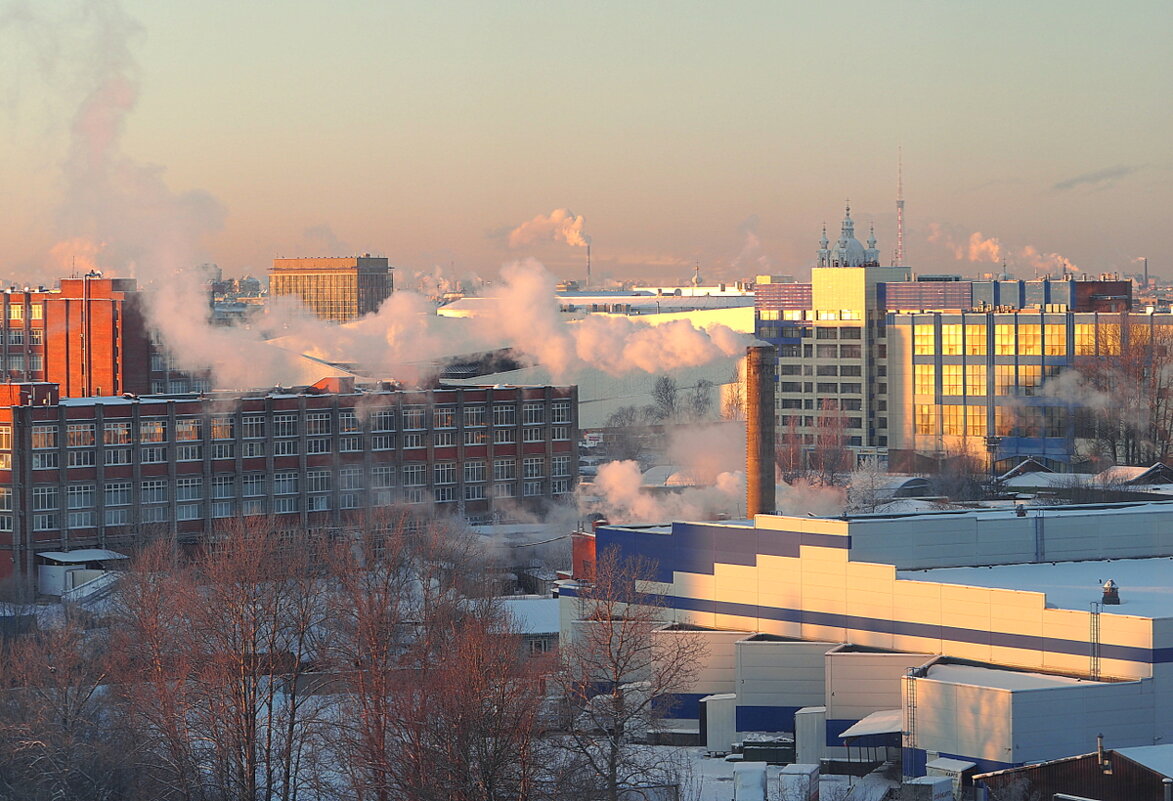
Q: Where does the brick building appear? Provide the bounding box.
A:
[0,377,577,579]
[0,273,201,398]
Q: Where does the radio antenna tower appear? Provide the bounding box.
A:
[893,147,905,266]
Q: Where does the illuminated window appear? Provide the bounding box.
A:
[914,405,935,435]
[1075,324,1096,355]
[995,365,1015,395]
[966,409,987,437]
[1019,364,1042,393]
[941,325,962,355]
[965,365,986,396]
[941,405,965,436]
[1018,324,1041,356]
[941,365,963,396]
[994,324,1016,355]
[914,364,935,396]
[1044,324,1067,356]
[965,323,987,356]
[914,323,935,355]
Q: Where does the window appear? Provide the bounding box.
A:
[67,423,95,447]
[914,405,935,436]
[212,501,234,518]
[553,426,570,441]
[914,364,935,396]
[494,482,516,499]
[339,409,359,432]
[305,411,331,435]
[242,441,264,458]
[7,304,21,321]
[994,324,1016,355]
[839,345,862,359]
[141,480,167,504]
[105,508,129,526]
[242,474,265,497]
[33,486,58,511]
[212,475,235,499]
[966,411,988,437]
[176,477,203,501]
[493,428,516,444]
[273,496,298,514]
[33,513,57,531]
[551,479,571,494]
[522,402,544,425]
[434,486,456,503]
[434,462,456,485]
[816,365,838,376]
[339,493,360,510]
[1019,364,1043,394]
[104,422,131,445]
[816,344,837,358]
[68,449,96,467]
[67,484,95,509]
[1018,324,1042,356]
[941,365,963,396]
[211,417,234,439]
[552,400,571,424]
[523,457,544,479]
[965,365,986,396]
[175,419,201,441]
[493,405,516,426]
[105,481,131,506]
[464,406,486,427]
[68,510,96,528]
[242,416,265,438]
[940,325,962,355]
[995,406,1015,436]
[140,447,165,464]
[140,420,167,443]
[273,414,297,437]
[401,407,424,430]
[402,464,426,486]
[307,495,329,512]
[211,442,235,460]
[1044,324,1067,356]
[397,433,419,450]
[29,328,42,345]
[464,461,486,483]
[494,459,515,481]
[176,443,203,461]
[339,436,360,452]
[523,427,544,443]
[273,439,298,456]
[464,484,486,501]
[1075,324,1096,355]
[914,323,935,355]
[942,405,965,436]
[780,382,802,393]
[433,407,455,429]
[816,382,837,394]
[403,488,425,504]
[241,499,265,516]
[434,430,456,447]
[464,429,489,446]
[552,455,571,477]
[523,480,543,497]
[273,473,298,494]
[32,425,57,449]
[306,469,330,493]
[341,466,364,490]
[839,326,861,339]
[995,364,1015,395]
[306,438,331,454]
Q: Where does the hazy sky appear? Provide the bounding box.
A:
[1,0,1170,285]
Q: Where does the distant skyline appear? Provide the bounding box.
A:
[1,0,1170,286]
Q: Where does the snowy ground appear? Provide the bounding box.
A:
[654,746,898,801]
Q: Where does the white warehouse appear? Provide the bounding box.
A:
[559,502,1173,777]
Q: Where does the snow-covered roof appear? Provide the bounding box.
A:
[926,757,977,773]
[57,395,136,406]
[498,596,559,635]
[37,549,128,563]
[838,708,902,739]
[925,663,1101,691]
[1001,472,1083,490]
[1116,744,1173,777]
[900,556,1173,618]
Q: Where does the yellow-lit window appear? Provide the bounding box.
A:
[1019,365,1042,393]
[942,405,965,436]
[914,323,936,355]
[1018,325,1041,356]
[914,364,935,396]
[941,325,962,355]
[915,405,935,435]
[941,365,963,395]
[759,310,780,321]
[1074,324,1095,355]
[966,410,987,437]
[1044,324,1066,356]
[29,305,42,321]
[818,311,838,321]
[994,324,1015,355]
[7,305,22,321]
[1099,324,1121,355]
[783,310,803,321]
[965,323,987,355]
[995,364,1015,395]
[965,365,986,396]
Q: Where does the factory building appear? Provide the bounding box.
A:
[270,255,394,322]
[0,377,577,580]
[561,502,1173,777]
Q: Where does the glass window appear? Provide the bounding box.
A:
[140,420,167,443]
[175,419,201,441]
[433,407,456,429]
[493,405,516,426]
[242,416,265,438]
[401,407,424,430]
[941,325,962,355]
[32,425,57,449]
[552,400,571,424]
[522,402,544,425]
[141,480,167,504]
[242,473,265,497]
[494,459,515,481]
[464,461,486,483]
[523,457,544,479]
[176,477,203,501]
[434,462,456,485]
[104,422,131,445]
[402,464,426,486]
[995,364,1016,395]
[341,466,365,490]
[306,469,330,493]
[212,475,235,499]
[211,417,235,440]
[1044,324,1067,356]
[965,365,986,396]
[371,465,394,488]
[914,323,935,355]
[965,323,987,356]
[914,364,935,396]
[994,324,1016,355]
[273,473,298,494]
[1018,324,1042,356]
[339,409,359,433]
[305,411,331,435]
[941,405,964,436]
[941,365,963,396]
[1075,324,1096,355]
[67,484,95,509]
[966,410,987,437]
[272,414,297,437]
[914,405,935,435]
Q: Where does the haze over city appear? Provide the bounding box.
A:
[1,0,1170,285]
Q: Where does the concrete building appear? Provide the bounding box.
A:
[270,255,393,322]
[0,376,577,580]
[561,502,1173,778]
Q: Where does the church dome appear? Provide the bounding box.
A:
[818,203,879,268]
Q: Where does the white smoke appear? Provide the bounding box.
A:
[508,208,589,249]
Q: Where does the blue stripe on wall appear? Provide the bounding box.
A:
[903,747,1017,778]
[735,705,804,733]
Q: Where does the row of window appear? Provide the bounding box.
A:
[780,382,863,395]
[912,322,1113,357]
[913,364,1064,397]
[759,309,863,322]
[2,328,44,346]
[4,304,44,321]
[913,404,1067,438]
[780,364,864,377]
[778,344,864,359]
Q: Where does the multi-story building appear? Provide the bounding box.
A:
[754,207,1137,468]
[0,273,204,398]
[0,376,577,579]
[270,255,394,322]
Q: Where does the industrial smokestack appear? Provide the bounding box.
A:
[746,343,776,517]
[586,243,591,289]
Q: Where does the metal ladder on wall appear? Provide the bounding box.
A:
[904,669,918,749]
[1090,602,1102,680]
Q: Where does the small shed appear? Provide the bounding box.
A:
[36,549,128,597]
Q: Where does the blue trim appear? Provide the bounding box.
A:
[661,692,705,720]
[903,747,1017,778]
[736,705,803,733]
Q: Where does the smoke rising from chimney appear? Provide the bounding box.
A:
[508,208,590,249]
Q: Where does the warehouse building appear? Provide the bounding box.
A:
[560,502,1173,777]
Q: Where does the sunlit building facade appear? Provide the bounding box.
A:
[270,255,393,322]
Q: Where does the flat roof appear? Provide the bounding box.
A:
[37,549,128,563]
[925,663,1098,690]
[497,596,559,635]
[899,556,1173,618]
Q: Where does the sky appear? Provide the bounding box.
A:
[0,0,1170,287]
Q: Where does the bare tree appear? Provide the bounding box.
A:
[847,454,887,513]
[603,406,656,464]
[551,547,704,801]
[649,376,680,423]
[776,417,806,484]
[686,379,714,421]
[811,399,851,486]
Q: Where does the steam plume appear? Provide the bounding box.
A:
[508,208,589,249]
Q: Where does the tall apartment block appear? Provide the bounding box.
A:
[0,273,201,398]
[755,206,1135,470]
[269,255,394,322]
[0,377,578,578]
